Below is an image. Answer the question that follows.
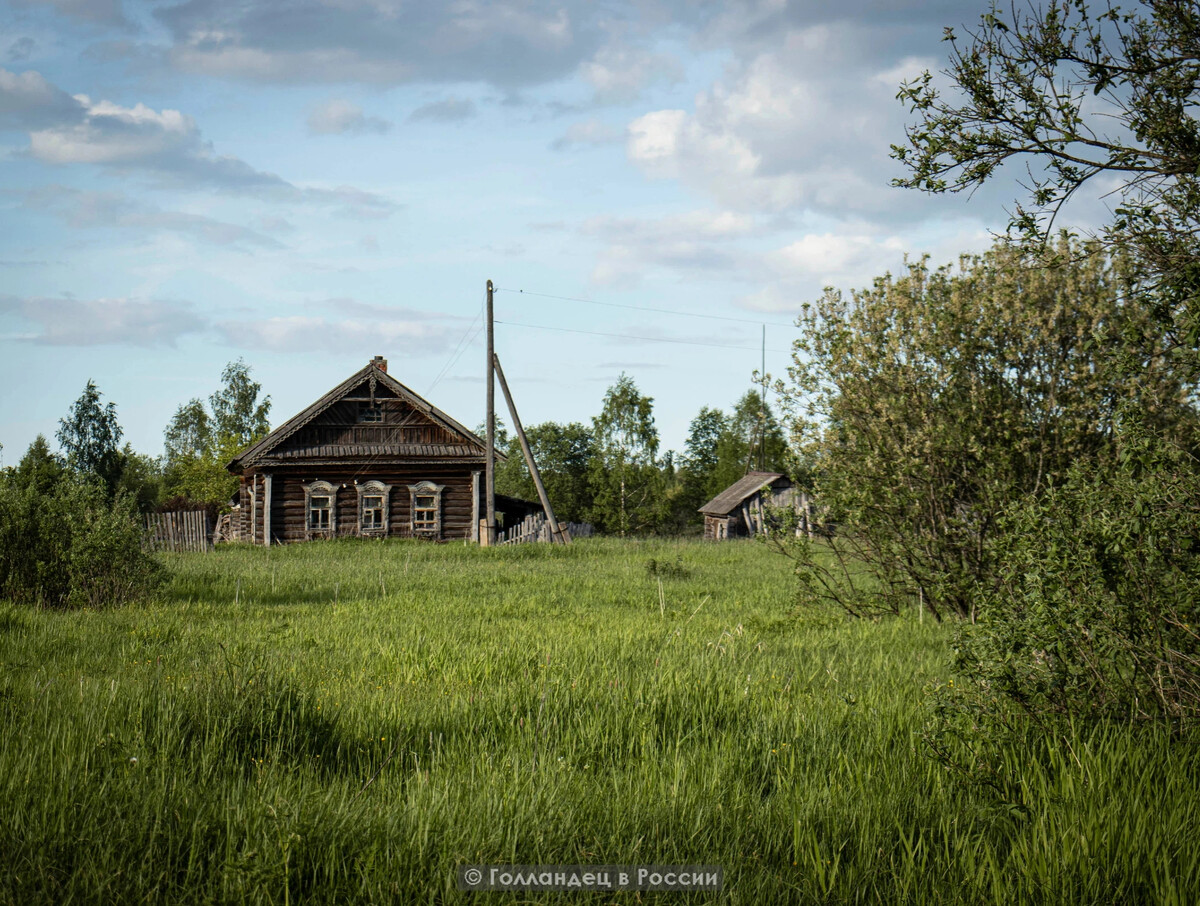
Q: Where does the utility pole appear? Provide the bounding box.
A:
[484,279,496,546]
[493,353,568,544]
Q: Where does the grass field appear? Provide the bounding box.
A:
[0,538,1196,904]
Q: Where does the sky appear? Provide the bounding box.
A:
[0,0,1026,466]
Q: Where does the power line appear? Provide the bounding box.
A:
[426,295,485,396]
[494,318,792,353]
[353,293,484,484]
[494,286,796,328]
[427,320,485,396]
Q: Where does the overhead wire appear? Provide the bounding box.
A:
[494,286,796,328]
[494,318,791,353]
[344,291,484,485]
[305,281,788,516]
[425,292,486,396]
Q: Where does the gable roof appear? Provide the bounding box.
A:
[227,360,497,470]
[698,471,785,516]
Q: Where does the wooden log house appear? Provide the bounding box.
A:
[226,356,510,545]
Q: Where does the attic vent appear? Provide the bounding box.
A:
[371,355,388,373]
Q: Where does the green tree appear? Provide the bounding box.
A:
[589,374,664,535]
[163,361,271,508]
[892,0,1200,354]
[665,406,726,531]
[115,444,165,515]
[678,407,728,509]
[11,435,66,496]
[781,236,1192,620]
[495,421,595,524]
[891,0,1200,736]
[56,380,124,496]
[209,359,271,447]
[710,391,789,498]
[0,474,161,609]
[957,425,1200,729]
[164,398,212,464]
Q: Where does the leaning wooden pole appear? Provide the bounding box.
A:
[484,279,496,546]
[493,353,569,544]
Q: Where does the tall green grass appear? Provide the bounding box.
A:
[0,538,1195,904]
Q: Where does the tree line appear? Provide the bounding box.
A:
[1,354,789,550]
[2,360,272,520]
[0,360,272,609]
[494,376,789,535]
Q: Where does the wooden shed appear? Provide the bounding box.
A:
[699,471,805,540]
[226,356,508,545]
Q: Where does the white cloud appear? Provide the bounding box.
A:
[13,0,130,28]
[3,69,397,213]
[583,209,761,288]
[22,185,285,249]
[0,295,206,346]
[626,24,926,217]
[871,55,938,89]
[218,316,457,354]
[581,44,682,104]
[739,221,995,314]
[0,67,81,127]
[769,232,903,276]
[307,99,391,135]
[408,96,476,123]
[160,0,590,89]
[552,117,624,150]
[30,95,196,164]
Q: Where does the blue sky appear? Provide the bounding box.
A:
[0,0,1022,464]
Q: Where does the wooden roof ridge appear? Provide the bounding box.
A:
[227,361,494,470]
[698,470,785,516]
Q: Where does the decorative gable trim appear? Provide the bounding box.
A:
[227,361,500,471]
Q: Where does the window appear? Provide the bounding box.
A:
[413,494,436,530]
[356,480,392,537]
[358,402,384,423]
[310,495,331,530]
[362,496,383,528]
[303,480,338,539]
[408,481,444,538]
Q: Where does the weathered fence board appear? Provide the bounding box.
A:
[498,513,593,545]
[145,511,212,553]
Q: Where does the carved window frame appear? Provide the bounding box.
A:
[303,480,338,540]
[357,479,391,538]
[409,481,444,538]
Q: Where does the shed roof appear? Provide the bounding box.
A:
[698,471,785,516]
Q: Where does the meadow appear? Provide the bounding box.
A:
[0,538,1196,904]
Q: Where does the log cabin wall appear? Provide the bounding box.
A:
[265,464,480,542]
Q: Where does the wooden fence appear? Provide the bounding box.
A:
[499,513,594,545]
[144,510,211,553]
